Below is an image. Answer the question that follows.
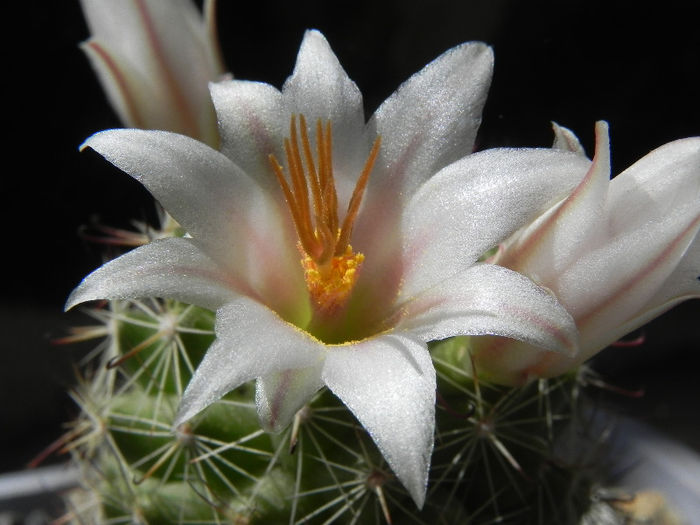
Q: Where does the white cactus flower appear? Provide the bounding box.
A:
[67,30,591,506]
[472,121,700,385]
[79,0,225,146]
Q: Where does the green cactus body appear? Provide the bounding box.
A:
[60,297,608,525]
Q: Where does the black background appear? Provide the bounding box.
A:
[4,0,699,473]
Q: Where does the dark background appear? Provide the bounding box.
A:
[4,0,699,473]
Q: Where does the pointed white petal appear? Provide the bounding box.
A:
[322,334,435,508]
[400,148,591,297]
[282,30,363,124]
[80,0,158,60]
[65,237,236,311]
[210,80,285,190]
[81,129,303,307]
[353,43,493,293]
[369,42,493,201]
[552,122,587,156]
[499,121,612,282]
[255,364,324,432]
[281,30,365,188]
[80,39,152,129]
[175,297,325,425]
[399,264,578,355]
[80,0,222,143]
[81,129,257,252]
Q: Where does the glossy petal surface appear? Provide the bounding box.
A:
[255,365,324,432]
[175,298,325,426]
[281,30,365,186]
[322,334,435,508]
[370,42,493,200]
[401,148,591,296]
[81,129,304,312]
[66,238,235,311]
[400,264,577,355]
[211,80,285,189]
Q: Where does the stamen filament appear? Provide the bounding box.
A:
[298,115,322,220]
[287,117,311,232]
[269,114,381,320]
[269,155,316,257]
[286,123,317,256]
[336,135,381,255]
[323,121,339,234]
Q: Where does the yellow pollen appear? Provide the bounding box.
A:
[301,244,365,316]
[269,114,381,316]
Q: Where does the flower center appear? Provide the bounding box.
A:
[269,115,381,320]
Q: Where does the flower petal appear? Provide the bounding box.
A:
[398,264,578,355]
[321,334,435,508]
[568,207,700,356]
[80,39,153,129]
[552,122,587,156]
[80,0,164,68]
[81,129,305,312]
[210,80,286,191]
[65,237,236,311]
[471,222,700,384]
[646,231,700,305]
[80,0,205,63]
[400,148,591,297]
[610,232,700,341]
[608,137,700,236]
[281,30,366,190]
[80,129,255,257]
[255,364,324,432]
[498,121,611,284]
[369,42,493,201]
[80,0,222,144]
[175,297,325,426]
[352,43,493,303]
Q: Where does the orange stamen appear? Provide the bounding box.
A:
[337,136,381,255]
[268,114,381,315]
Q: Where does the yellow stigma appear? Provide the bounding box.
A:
[269,114,381,317]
